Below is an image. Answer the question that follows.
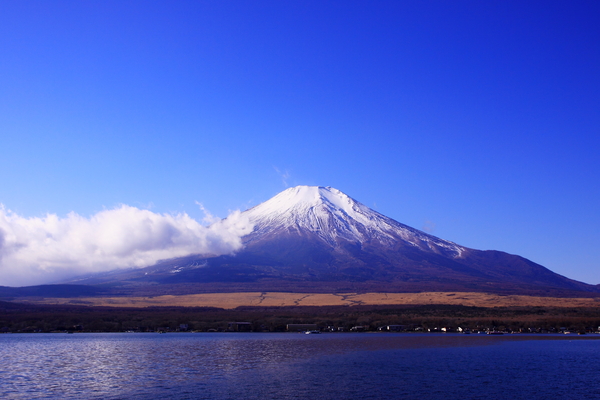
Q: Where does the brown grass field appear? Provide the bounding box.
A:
[20,291,600,309]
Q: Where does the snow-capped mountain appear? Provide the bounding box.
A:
[65,186,597,295]
[243,186,464,257]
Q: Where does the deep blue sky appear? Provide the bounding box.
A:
[1,1,599,284]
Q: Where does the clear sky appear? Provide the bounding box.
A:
[1,1,599,286]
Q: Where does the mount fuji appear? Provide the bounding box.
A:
[68,186,596,295]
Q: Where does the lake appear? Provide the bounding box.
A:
[1,332,599,399]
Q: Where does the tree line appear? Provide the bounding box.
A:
[2,301,600,333]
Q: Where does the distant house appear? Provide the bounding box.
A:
[228,322,252,332]
[286,324,318,332]
[379,325,405,332]
[350,325,368,332]
[179,324,189,331]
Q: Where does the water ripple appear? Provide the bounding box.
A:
[1,333,598,399]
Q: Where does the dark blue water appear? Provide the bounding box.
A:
[1,333,599,399]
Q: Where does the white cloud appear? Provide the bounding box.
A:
[0,205,254,287]
[274,166,291,187]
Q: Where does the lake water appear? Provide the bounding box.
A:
[1,332,599,399]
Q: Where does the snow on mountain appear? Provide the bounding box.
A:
[243,186,465,257]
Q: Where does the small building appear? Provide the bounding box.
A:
[350,325,368,332]
[228,322,252,332]
[287,324,318,332]
[381,325,405,332]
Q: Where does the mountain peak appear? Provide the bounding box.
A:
[243,186,465,257]
[244,186,377,238]
[248,185,357,215]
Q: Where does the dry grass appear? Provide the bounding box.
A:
[20,291,600,309]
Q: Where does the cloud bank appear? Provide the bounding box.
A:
[0,205,254,287]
